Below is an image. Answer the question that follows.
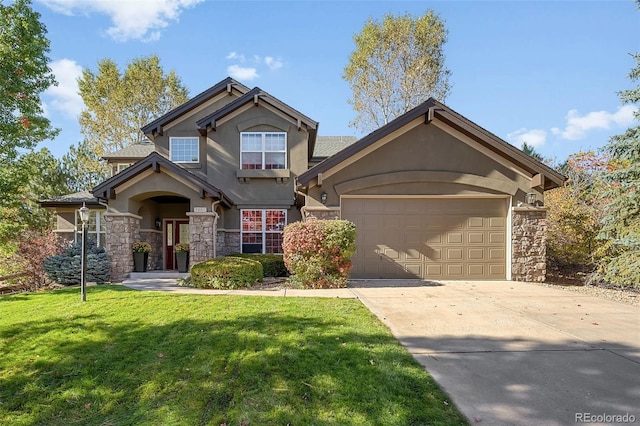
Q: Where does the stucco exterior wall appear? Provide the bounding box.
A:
[309,123,538,207]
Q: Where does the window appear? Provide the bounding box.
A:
[76,210,106,247]
[170,137,199,163]
[241,132,286,170]
[241,209,286,254]
[112,163,131,176]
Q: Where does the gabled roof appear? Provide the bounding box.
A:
[102,142,155,160]
[298,98,565,191]
[195,87,319,160]
[38,191,102,209]
[312,136,357,159]
[92,152,233,207]
[141,77,251,140]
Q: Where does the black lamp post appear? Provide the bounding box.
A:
[79,203,90,302]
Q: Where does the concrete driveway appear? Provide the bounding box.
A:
[349,280,640,426]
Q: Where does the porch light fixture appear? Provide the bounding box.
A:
[320,191,327,205]
[155,217,161,229]
[525,192,536,206]
[78,203,90,302]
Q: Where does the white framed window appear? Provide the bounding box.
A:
[240,132,286,170]
[241,209,286,254]
[75,210,106,247]
[170,137,199,163]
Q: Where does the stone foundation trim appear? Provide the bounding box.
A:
[511,207,547,283]
[187,212,218,268]
[301,206,341,220]
[104,213,141,283]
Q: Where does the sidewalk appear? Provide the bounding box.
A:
[121,272,357,298]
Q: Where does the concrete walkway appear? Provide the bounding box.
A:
[350,280,640,426]
[122,272,357,298]
[123,275,640,425]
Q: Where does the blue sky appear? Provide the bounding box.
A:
[34,0,640,165]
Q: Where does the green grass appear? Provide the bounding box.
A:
[0,286,467,425]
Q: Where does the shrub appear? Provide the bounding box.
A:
[42,241,110,285]
[282,219,356,288]
[14,230,67,289]
[228,253,287,277]
[191,257,263,289]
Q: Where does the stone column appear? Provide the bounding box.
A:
[187,212,218,268]
[104,212,141,282]
[511,207,547,282]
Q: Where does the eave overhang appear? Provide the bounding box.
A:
[195,87,319,161]
[298,99,565,191]
[141,77,251,141]
[91,152,234,208]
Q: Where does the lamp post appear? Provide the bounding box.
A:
[79,203,90,302]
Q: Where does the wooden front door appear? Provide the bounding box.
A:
[165,220,189,270]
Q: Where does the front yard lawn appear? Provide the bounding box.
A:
[0,286,466,425]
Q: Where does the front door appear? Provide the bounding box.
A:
[165,220,189,270]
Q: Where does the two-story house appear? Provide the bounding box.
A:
[41,77,564,283]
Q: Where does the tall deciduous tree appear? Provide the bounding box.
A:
[0,0,58,160]
[65,55,190,189]
[343,11,451,133]
[77,55,189,155]
[597,52,640,287]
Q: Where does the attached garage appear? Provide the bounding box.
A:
[342,197,507,280]
[297,98,566,282]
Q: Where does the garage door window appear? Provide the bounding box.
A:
[241,209,286,253]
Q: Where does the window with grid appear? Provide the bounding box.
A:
[170,137,199,163]
[241,209,286,253]
[240,132,286,170]
[75,210,106,247]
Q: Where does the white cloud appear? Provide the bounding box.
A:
[45,58,84,118]
[264,56,283,70]
[227,65,259,81]
[507,128,547,148]
[226,51,245,61]
[39,0,204,42]
[552,105,638,141]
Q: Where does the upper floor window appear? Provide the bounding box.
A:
[170,137,199,163]
[240,132,286,170]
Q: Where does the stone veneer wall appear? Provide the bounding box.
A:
[511,207,547,282]
[139,229,162,270]
[216,230,241,257]
[104,213,141,282]
[302,207,341,221]
[187,212,217,268]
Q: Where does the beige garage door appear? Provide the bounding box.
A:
[342,197,507,280]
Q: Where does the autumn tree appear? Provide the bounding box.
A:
[64,55,190,189]
[0,0,58,160]
[597,53,640,287]
[343,11,451,133]
[545,152,609,266]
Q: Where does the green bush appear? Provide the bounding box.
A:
[228,253,288,277]
[282,219,356,288]
[191,257,263,289]
[42,241,110,285]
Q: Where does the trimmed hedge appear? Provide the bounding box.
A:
[228,253,288,277]
[191,257,263,289]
